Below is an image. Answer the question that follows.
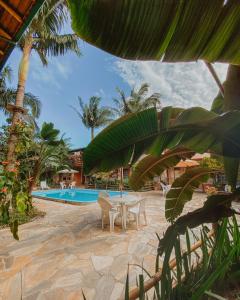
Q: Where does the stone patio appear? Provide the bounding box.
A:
[0,191,205,300]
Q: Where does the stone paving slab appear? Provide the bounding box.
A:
[0,192,206,300]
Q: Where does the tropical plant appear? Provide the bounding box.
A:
[28,122,69,193]
[71,96,114,140]
[0,121,68,239]
[69,0,240,64]
[69,0,240,254]
[112,83,161,117]
[6,0,81,170]
[125,217,240,299]
[200,157,224,170]
[82,101,240,248]
[0,66,41,119]
[0,120,35,239]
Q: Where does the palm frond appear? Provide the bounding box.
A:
[137,83,149,97]
[31,0,68,35]
[34,48,48,66]
[34,34,81,58]
[23,92,41,118]
[40,122,60,141]
[0,88,41,118]
[0,65,12,84]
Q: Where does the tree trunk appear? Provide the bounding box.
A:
[28,159,41,194]
[223,64,240,191]
[6,36,32,171]
[224,64,240,111]
[91,127,94,140]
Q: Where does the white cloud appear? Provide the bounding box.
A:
[95,88,106,98]
[29,55,73,91]
[115,60,228,109]
[55,61,71,79]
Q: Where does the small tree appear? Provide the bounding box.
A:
[112,83,161,117]
[28,122,69,193]
[0,66,41,119]
[7,0,81,170]
[71,96,113,140]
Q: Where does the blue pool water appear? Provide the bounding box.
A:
[32,189,126,203]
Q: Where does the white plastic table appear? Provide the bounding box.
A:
[110,194,140,230]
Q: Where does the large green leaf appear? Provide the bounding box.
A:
[69,0,240,64]
[224,62,240,111]
[40,122,60,141]
[211,92,224,115]
[129,148,195,191]
[165,167,221,221]
[149,107,219,155]
[165,110,240,158]
[224,157,240,189]
[159,190,240,255]
[173,107,217,126]
[83,108,159,174]
[84,107,240,175]
[221,66,240,188]
[83,106,186,174]
[148,106,185,156]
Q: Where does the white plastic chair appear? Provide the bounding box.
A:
[98,195,120,232]
[127,198,147,230]
[160,182,171,197]
[69,181,76,189]
[60,182,66,189]
[40,181,49,190]
[99,191,109,198]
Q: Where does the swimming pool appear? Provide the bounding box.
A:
[32,189,126,204]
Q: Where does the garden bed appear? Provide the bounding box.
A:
[0,208,45,230]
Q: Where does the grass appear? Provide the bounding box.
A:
[0,207,46,229]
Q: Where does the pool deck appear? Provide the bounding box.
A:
[0,191,206,300]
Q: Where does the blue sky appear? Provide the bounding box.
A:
[1,30,229,149]
[1,42,130,149]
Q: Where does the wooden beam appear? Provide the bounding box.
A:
[0,27,12,40]
[126,230,215,300]
[0,0,22,23]
[205,61,224,97]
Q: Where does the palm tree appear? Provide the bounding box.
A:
[71,96,113,140]
[112,83,161,117]
[7,0,81,169]
[28,122,69,193]
[0,66,41,119]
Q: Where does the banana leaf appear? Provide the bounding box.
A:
[211,92,224,115]
[84,107,240,174]
[224,157,240,189]
[159,205,226,255]
[159,190,240,255]
[165,167,222,221]
[129,148,195,191]
[69,0,240,64]
[166,110,240,158]
[83,108,159,174]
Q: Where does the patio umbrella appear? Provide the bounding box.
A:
[57,169,79,174]
[175,159,199,168]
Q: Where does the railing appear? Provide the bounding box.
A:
[86,181,154,191]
